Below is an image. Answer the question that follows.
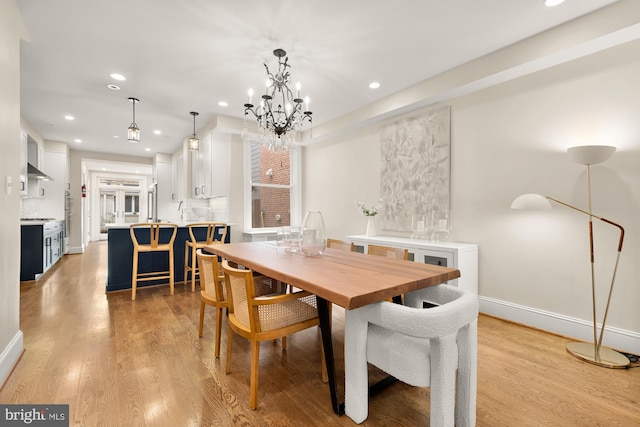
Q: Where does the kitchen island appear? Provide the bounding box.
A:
[106,223,230,292]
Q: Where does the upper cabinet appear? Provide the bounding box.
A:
[154,153,177,221]
[172,149,184,202]
[191,133,211,198]
[190,131,230,199]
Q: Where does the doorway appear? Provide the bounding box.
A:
[95,177,145,240]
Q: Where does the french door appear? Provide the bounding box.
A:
[97,178,143,240]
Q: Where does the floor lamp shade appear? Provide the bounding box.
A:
[567,145,616,165]
[510,193,552,210]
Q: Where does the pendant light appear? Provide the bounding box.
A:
[127,97,140,143]
[189,111,200,151]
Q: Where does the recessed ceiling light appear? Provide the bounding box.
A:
[64,115,74,121]
[369,82,381,89]
[74,139,82,143]
[107,84,120,91]
[153,130,162,135]
[145,148,151,152]
[113,135,120,139]
[218,101,228,107]
[545,0,564,6]
[110,73,126,81]
[101,167,107,171]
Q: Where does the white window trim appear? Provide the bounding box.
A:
[242,138,301,232]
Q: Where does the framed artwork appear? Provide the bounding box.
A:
[380,105,451,234]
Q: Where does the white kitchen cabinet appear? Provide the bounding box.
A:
[347,235,478,294]
[40,150,67,217]
[172,149,184,202]
[191,133,211,198]
[190,132,230,199]
[154,154,174,221]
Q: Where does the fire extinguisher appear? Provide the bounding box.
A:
[81,184,87,198]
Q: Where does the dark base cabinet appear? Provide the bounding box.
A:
[106,225,231,292]
[20,221,65,281]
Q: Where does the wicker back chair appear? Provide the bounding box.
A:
[221,260,326,410]
[196,249,227,357]
[326,238,355,251]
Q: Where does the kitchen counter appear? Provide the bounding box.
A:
[106,223,231,292]
[20,219,65,281]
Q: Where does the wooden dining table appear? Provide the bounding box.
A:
[204,241,460,416]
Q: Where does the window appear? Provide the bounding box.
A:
[244,141,300,230]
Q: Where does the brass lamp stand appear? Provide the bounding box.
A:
[512,145,629,369]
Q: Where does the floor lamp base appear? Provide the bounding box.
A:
[566,342,629,369]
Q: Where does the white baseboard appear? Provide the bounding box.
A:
[67,245,84,254]
[0,330,24,388]
[479,296,640,356]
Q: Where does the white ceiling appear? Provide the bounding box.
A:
[17,0,620,159]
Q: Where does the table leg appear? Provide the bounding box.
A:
[316,297,345,416]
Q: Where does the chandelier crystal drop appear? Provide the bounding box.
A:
[188,111,199,151]
[243,48,312,150]
[127,97,140,143]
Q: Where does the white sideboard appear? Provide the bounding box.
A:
[347,235,478,294]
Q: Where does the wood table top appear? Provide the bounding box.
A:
[204,241,460,310]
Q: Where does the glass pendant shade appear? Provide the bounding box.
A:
[188,135,199,151]
[127,123,140,143]
[127,97,140,143]
[189,111,199,151]
[300,211,326,256]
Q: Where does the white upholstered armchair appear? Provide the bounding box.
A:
[344,284,479,426]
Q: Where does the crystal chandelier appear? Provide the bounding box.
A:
[243,49,312,150]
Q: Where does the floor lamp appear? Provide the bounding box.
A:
[511,145,629,369]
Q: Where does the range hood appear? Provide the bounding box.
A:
[27,163,53,181]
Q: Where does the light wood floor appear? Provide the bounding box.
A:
[2,241,639,426]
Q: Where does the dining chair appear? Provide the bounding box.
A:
[221,259,326,410]
[367,244,409,303]
[130,222,178,301]
[367,243,408,260]
[196,249,227,357]
[184,222,227,292]
[326,238,354,251]
[344,284,479,426]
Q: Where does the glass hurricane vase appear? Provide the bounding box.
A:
[300,211,326,256]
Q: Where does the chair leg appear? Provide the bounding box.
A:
[225,325,234,374]
[183,242,189,286]
[169,248,174,296]
[214,306,223,358]
[249,340,260,410]
[282,336,287,350]
[198,299,206,338]
[191,245,197,293]
[131,250,138,301]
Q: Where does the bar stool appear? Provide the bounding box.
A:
[130,222,178,301]
[184,222,227,292]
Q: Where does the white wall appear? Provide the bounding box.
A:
[303,23,640,353]
[0,0,27,387]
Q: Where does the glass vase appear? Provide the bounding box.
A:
[300,211,326,256]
